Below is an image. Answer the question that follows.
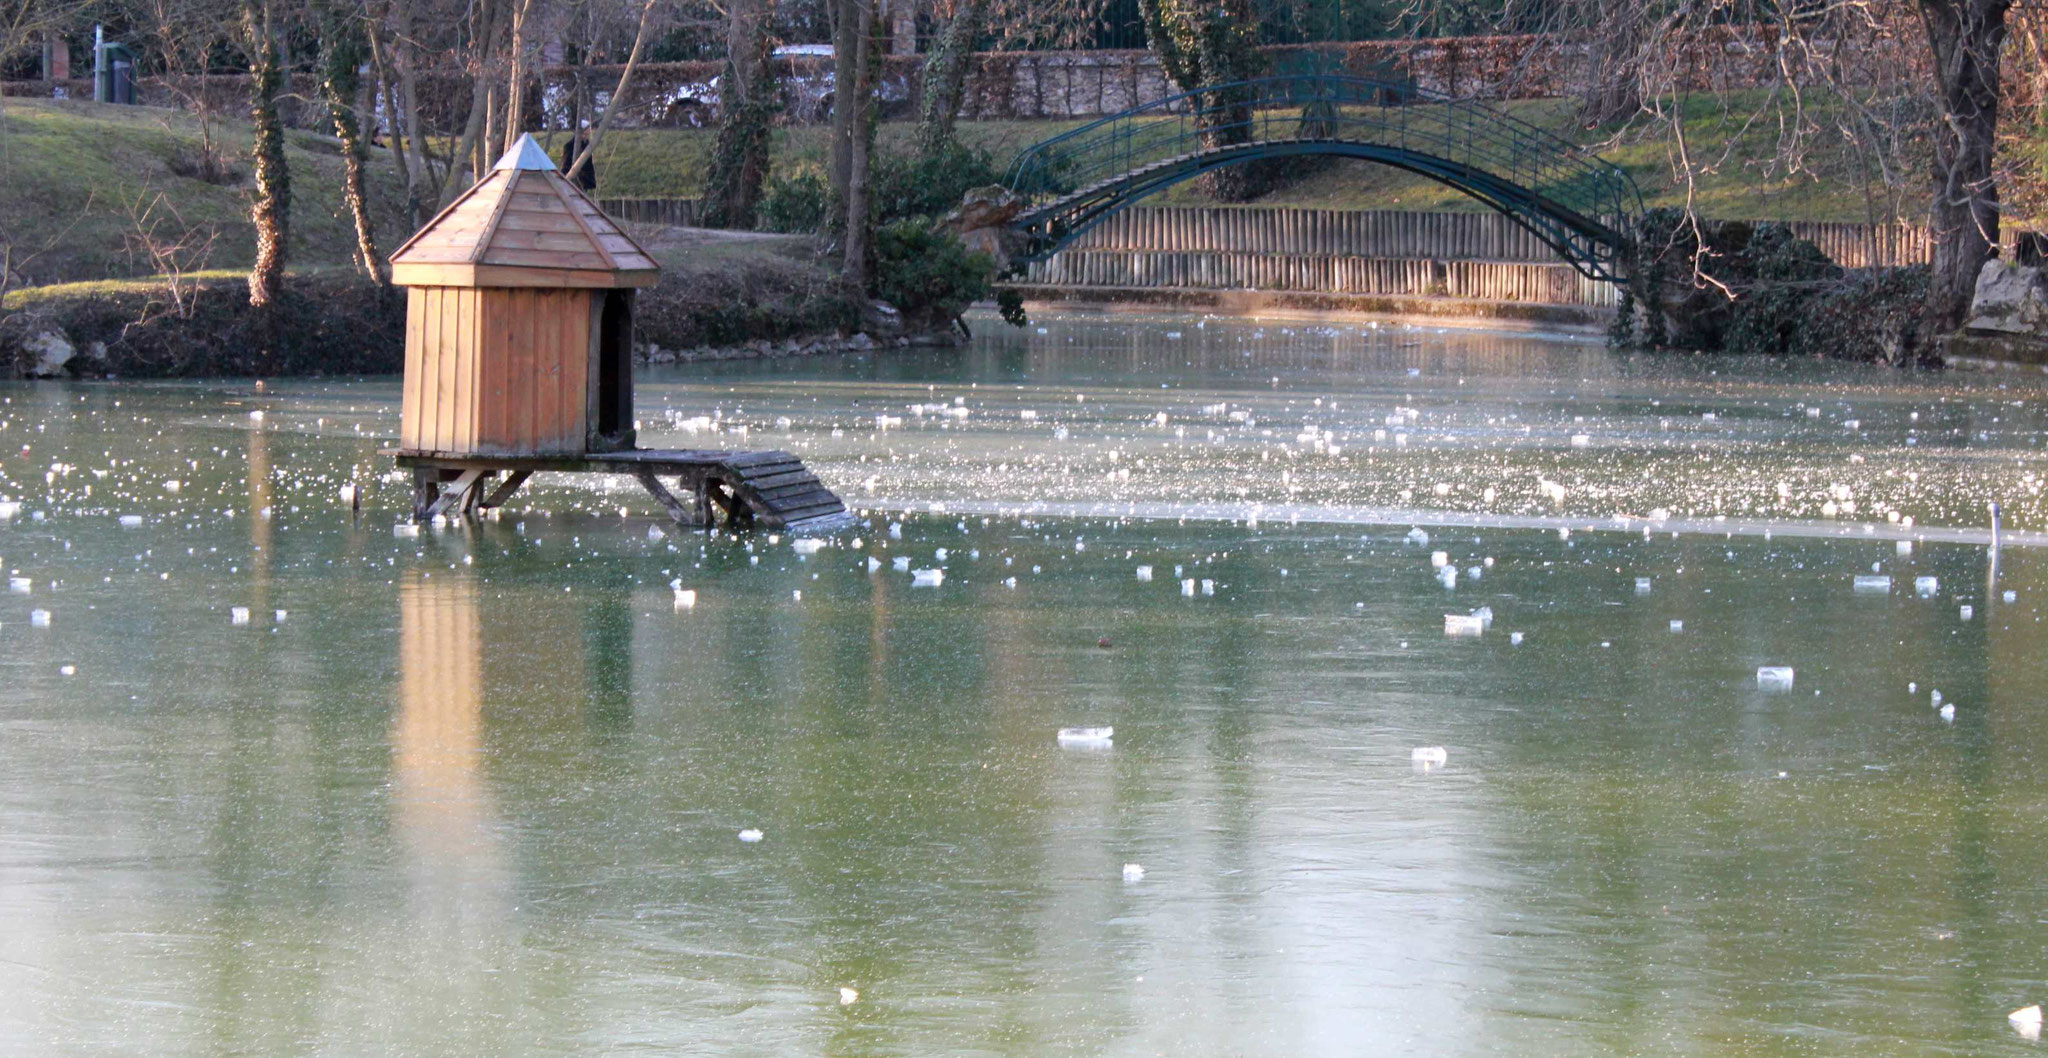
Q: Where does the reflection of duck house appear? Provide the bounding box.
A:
[385,135,848,532]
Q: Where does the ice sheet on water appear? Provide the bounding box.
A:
[1757,666,1795,688]
[1853,575,1892,593]
[1444,614,1485,636]
[1057,726,1113,746]
[1412,746,1449,766]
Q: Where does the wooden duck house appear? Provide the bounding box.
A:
[390,133,654,458]
[387,135,849,532]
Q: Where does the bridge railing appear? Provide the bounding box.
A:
[1005,75,1643,279]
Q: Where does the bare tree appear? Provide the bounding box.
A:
[318,0,386,282]
[239,0,290,307]
[565,0,663,184]
[1921,0,2013,330]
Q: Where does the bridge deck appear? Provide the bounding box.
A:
[388,447,852,533]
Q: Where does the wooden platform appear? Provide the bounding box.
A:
[388,447,853,532]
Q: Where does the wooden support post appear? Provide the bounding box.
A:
[426,469,488,519]
[632,467,699,525]
[479,470,531,510]
[411,468,441,522]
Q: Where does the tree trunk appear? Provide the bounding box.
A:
[503,0,536,155]
[320,4,383,282]
[913,0,987,156]
[702,0,776,229]
[565,0,658,185]
[242,0,289,308]
[841,0,880,295]
[1135,0,1268,202]
[1920,0,2012,333]
[827,0,861,236]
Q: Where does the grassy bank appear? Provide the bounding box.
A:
[0,98,413,286]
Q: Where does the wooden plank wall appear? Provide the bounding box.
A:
[1045,206,1981,269]
[400,286,590,456]
[478,288,590,455]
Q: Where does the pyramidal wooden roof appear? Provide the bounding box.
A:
[390,134,659,289]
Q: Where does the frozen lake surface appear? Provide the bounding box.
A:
[4,311,2048,1055]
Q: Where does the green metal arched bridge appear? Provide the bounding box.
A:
[1003,76,1644,282]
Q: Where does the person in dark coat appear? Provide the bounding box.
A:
[559,127,598,191]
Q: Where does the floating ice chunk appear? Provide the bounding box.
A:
[1896,540,1912,555]
[8,577,29,594]
[791,538,826,555]
[1757,666,1795,688]
[737,829,764,843]
[1181,578,1196,597]
[164,480,180,493]
[1200,580,1214,596]
[2004,590,2018,603]
[1509,631,1525,645]
[59,665,75,676]
[647,525,666,541]
[30,609,51,628]
[911,568,944,587]
[1635,577,1653,594]
[674,589,697,610]
[274,610,287,623]
[1002,577,1017,588]
[888,522,903,539]
[1411,746,1449,766]
[1122,863,1146,882]
[1915,576,1939,597]
[230,607,251,625]
[1444,614,1485,636]
[0,501,18,519]
[1466,566,1482,580]
[1437,566,1457,589]
[934,548,948,561]
[892,556,911,572]
[1135,565,1153,581]
[1939,703,1956,722]
[118,515,143,528]
[1020,409,1038,421]
[1570,434,1591,447]
[1058,726,1114,746]
[1405,527,1430,546]
[2011,1005,2042,1040]
[866,557,881,572]
[1670,619,1684,632]
[394,523,420,538]
[1932,689,1943,706]
[1430,551,1449,568]
[1960,605,1974,621]
[1853,575,1892,594]
[839,987,859,1006]
[339,484,357,508]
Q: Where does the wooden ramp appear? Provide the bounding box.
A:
[390,448,853,532]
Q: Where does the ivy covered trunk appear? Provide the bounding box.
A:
[913,0,988,157]
[1920,0,2012,334]
[320,6,382,283]
[243,0,290,308]
[1136,0,1268,202]
[703,0,776,229]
